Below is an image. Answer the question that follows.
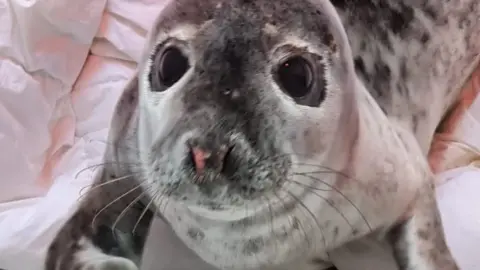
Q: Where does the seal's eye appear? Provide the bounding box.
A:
[276,56,314,98]
[152,46,189,90]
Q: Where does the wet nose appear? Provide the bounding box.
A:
[187,137,231,176]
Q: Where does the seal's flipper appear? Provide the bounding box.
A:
[44,168,152,270]
[45,74,153,270]
[389,181,458,270]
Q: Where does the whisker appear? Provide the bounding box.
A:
[262,195,278,263]
[286,180,355,233]
[284,190,327,253]
[75,161,141,179]
[132,192,157,234]
[252,152,356,183]
[273,191,311,250]
[91,183,144,228]
[291,163,354,181]
[156,188,170,215]
[160,187,176,216]
[294,172,372,232]
[291,213,311,252]
[111,187,151,237]
[77,173,144,201]
[287,171,332,191]
[265,152,357,180]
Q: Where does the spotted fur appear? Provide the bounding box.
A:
[45,0,479,270]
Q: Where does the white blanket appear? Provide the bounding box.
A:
[0,0,161,268]
[0,0,479,269]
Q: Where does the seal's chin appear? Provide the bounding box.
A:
[160,185,319,270]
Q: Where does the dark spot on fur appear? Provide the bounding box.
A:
[420,32,430,44]
[231,217,251,229]
[205,201,222,210]
[371,62,391,98]
[187,227,205,241]
[239,0,254,4]
[277,226,289,241]
[242,237,264,255]
[354,57,367,79]
[325,33,337,52]
[375,62,391,81]
[388,4,414,35]
[417,229,430,240]
[331,0,416,52]
[333,226,339,239]
[422,5,438,20]
[312,257,335,268]
[396,82,406,97]
[292,216,300,230]
[359,40,367,51]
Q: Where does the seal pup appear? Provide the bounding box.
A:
[45,0,480,269]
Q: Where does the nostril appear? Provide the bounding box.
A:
[190,147,209,174]
[220,145,234,173]
[186,139,233,176]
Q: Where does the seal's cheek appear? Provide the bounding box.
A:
[273,79,347,162]
[277,109,336,162]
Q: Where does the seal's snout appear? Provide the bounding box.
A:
[186,135,233,179]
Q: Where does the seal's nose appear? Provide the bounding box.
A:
[187,137,231,177]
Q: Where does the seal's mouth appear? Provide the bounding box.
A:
[185,141,234,180]
[153,130,291,211]
[183,136,241,191]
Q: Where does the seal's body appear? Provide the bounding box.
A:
[45,0,480,270]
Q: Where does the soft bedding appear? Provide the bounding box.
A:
[0,0,157,268]
[0,0,479,269]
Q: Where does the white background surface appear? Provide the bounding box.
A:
[0,0,479,269]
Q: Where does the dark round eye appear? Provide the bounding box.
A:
[155,47,189,88]
[276,56,314,98]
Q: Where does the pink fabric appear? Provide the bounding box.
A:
[429,65,480,176]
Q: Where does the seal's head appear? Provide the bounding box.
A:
[135,0,359,268]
